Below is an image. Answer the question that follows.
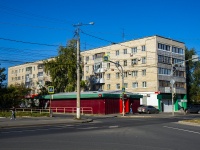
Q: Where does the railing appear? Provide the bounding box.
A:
[16,108,50,114]
[16,107,93,115]
[51,107,93,115]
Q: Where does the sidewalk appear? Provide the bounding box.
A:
[0,116,93,129]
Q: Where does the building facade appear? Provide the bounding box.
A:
[7,35,187,112]
[8,60,51,95]
[81,35,187,112]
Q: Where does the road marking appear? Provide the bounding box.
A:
[163,126,200,135]
[109,125,119,128]
[77,127,98,130]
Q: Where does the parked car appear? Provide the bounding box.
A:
[137,105,159,114]
[185,105,200,114]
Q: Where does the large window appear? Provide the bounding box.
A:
[116,72,120,78]
[124,60,127,66]
[132,82,138,88]
[131,58,138,65]
[172,47,184,54]
[116,83,120,89]
[158,68,171,75]
[142,81,147,88]
[159,80,170,87]
[132,71,138,77]
[158,43,170,51]
[142,57,146,64]
[123,49,127,54]
[107,73,111,79]
[124,83,128,88]
[142,69,146,76]
[107,84,111,90]
[141,45,146,51]
[116,50,119,56]
[158,55,171,64]
[131,47,137,53]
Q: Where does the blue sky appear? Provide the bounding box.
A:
[0,0,200,81]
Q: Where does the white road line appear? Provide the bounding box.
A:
[109,125,119,128]
[77,127,98,130]
[163,126,200,135]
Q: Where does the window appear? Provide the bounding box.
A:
[158,68,171,75]
[18,76,21,80]
[86,66,89,72]
[158,43,170,51]
[38,72,43,77]
[107,84,111,90]
[86,76,89,80]
[142,57,146,64]
[116,72,120,78]
[22,76,24,80]
[116,50,119,56]
[131,58,138,65]
[132,71,138,77]
[107,74,110,79]
[124,83,128,88]
[142,81,147,88]
[158,55,171,64]
[132,82,138,88]
[86,56,89,62]
[19,69,21,73]
[107,63,110,69]
[11,70,14,74]
[124,60,127,66]
[22,69,24,72]
[131,47,137,53]
[123,49,127,54]
[33,74,35,78]
[116,83,120,89]
[124,72,128,78]
[142,69,146,76]
[142,45,146,51]
[159,80,170,87]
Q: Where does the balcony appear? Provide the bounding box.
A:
[159,87,186,94]
[94,68,107,74]
[94,78,105,84]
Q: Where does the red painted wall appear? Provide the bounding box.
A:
[50,97,140,115]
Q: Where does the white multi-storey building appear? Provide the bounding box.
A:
[81,35,187,112]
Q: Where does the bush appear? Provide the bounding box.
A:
[0,111,49,118]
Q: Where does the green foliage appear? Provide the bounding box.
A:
[185,48,200,104]
[0,111,49,118]
[0,83,31,109]
[44,40,77,93]
[0,64,6,88]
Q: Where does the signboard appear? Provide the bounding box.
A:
[48,86,54,94]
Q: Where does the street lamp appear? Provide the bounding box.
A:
[103,55,125,116]
[73,22,94,119]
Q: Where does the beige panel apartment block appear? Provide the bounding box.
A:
[81,35,186,94]
[8,60,51,94]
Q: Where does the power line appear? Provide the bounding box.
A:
[0,37,59,47]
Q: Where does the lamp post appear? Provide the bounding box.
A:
[103,55,125,116]
[73,22,94,119]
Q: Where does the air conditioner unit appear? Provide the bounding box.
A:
[130,53,133,56]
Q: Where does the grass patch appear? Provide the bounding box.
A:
[184,119,200,124]
[0,111,50,118]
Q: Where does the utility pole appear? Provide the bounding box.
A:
[73,22,94,119]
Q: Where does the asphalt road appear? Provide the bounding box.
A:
[0,115,200,150]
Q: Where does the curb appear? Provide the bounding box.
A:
[0,118,93,129]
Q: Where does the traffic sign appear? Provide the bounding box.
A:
[103,55,109,62]
[48,86,54,94]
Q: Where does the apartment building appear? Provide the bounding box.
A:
[8,60,51,95]
[81,35,187,112]
[7,35,187,112]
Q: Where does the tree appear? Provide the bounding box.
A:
[0,64,6,88]
[185,47,200,104]
[44,39,77,93]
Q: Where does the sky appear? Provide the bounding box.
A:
[0,0,200,83]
